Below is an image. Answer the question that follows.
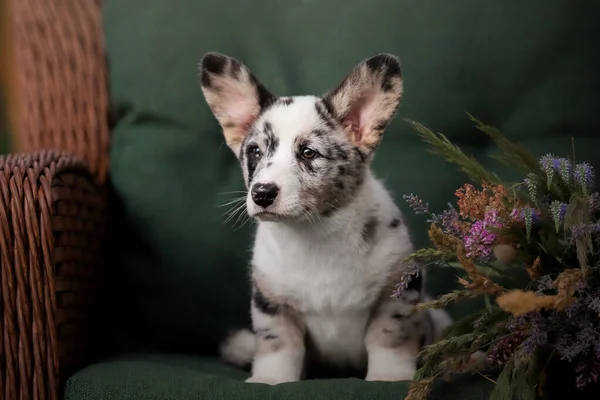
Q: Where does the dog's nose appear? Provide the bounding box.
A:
[251,183,279,208]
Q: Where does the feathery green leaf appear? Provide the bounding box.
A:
[405,119,501,185]
[467,113,541,176]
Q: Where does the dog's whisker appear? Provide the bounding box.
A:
[223,202,247,223]
[217,197,246,208]
[299,200,321,226]
[307,203,322,225]
[223,200,245,214]
[232,208,251,230]
[217,190,248,196]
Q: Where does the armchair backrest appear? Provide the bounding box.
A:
[7,0,110,183]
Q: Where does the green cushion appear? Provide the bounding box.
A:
[64,353,493,400]
[101,0,600,381]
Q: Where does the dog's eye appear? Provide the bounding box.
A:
[301,147,317,160]
[248,145,262,158]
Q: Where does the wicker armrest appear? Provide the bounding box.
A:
[0,150,106,400]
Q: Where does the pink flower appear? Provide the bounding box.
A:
[510,208,524,222]
[464,210,503,260]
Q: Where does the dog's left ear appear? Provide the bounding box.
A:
[322,54,403,155]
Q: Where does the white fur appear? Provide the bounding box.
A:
[252,172,411,316]
[246,96,329,219]
[220,329,256,367]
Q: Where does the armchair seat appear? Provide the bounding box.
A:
[64,353,493,400]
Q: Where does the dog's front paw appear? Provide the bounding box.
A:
[245,376,295,385]
[365,361,416,382]
[365,371,415,382]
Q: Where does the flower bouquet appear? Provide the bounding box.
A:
[397,115,600,400]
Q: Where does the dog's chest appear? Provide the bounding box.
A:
[253,228,386,313]
[253,230,379,367]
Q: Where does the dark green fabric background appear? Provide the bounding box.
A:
[66,0,600,399]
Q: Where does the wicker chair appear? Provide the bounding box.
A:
[1,0,109,399]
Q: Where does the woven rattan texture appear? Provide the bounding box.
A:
[9,0,110,184]
[0,151,106,400]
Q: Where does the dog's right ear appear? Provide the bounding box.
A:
[199,52,276,155]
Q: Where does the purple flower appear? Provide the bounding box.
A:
[540,154,558,189]
[589,298,600,315]
[539,154,573,187]
[524,207,535,241]
[576,358,600,390]
[576,281,587,292]
[589,193,600,212]
[510,208,524,222]
[574,162,595,195]
[522,322,548,354]
[510,207,543,241]
[536,274,554,294]
[510,207,542,223]
[540,153,558,172]
[550,201,568,233]
[508,312,548,354]
[557,158,572,183]
[393,261,421,298]
[485,332,526,367]
[571,224,593,238]
[403,194,430,215]
[524,173,540,203]
[432,204,462,237]
[463,210,502,260]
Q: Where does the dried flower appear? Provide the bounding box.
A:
[496,289,557,317]
[393,261,421,298]
[589,298,600,315]
[575,357,600,390]
[456,247,504,295]
[510,207,524,222]
[428,223,462,253]
[589,193,600,212]
[535,274,554,294]
[483,183,512,220]
[404,193,430,215]
[397,119,600,397]
[411,290,481,314]
[486,332,526,367]
[553,268,582,311]
[455,184,488,221]
[525,173,539,204]
[550,201,568,233]
[574,163,595,196]
[557,158,572,184]
[527,256,543,280]
[524,207,534,241]
[406,377,437,400]
[454,182,512,223]
[463,209,503,260]
[493,243,517,264]
[540,153,558,189]
[434,204,463,236]
[520,312,549,353]
[569,223,599,239]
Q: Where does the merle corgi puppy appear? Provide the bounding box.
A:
[199,52,452,384]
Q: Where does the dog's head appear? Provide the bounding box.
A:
[199,52,403,222]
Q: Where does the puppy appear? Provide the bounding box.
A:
[199,52,452,384]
